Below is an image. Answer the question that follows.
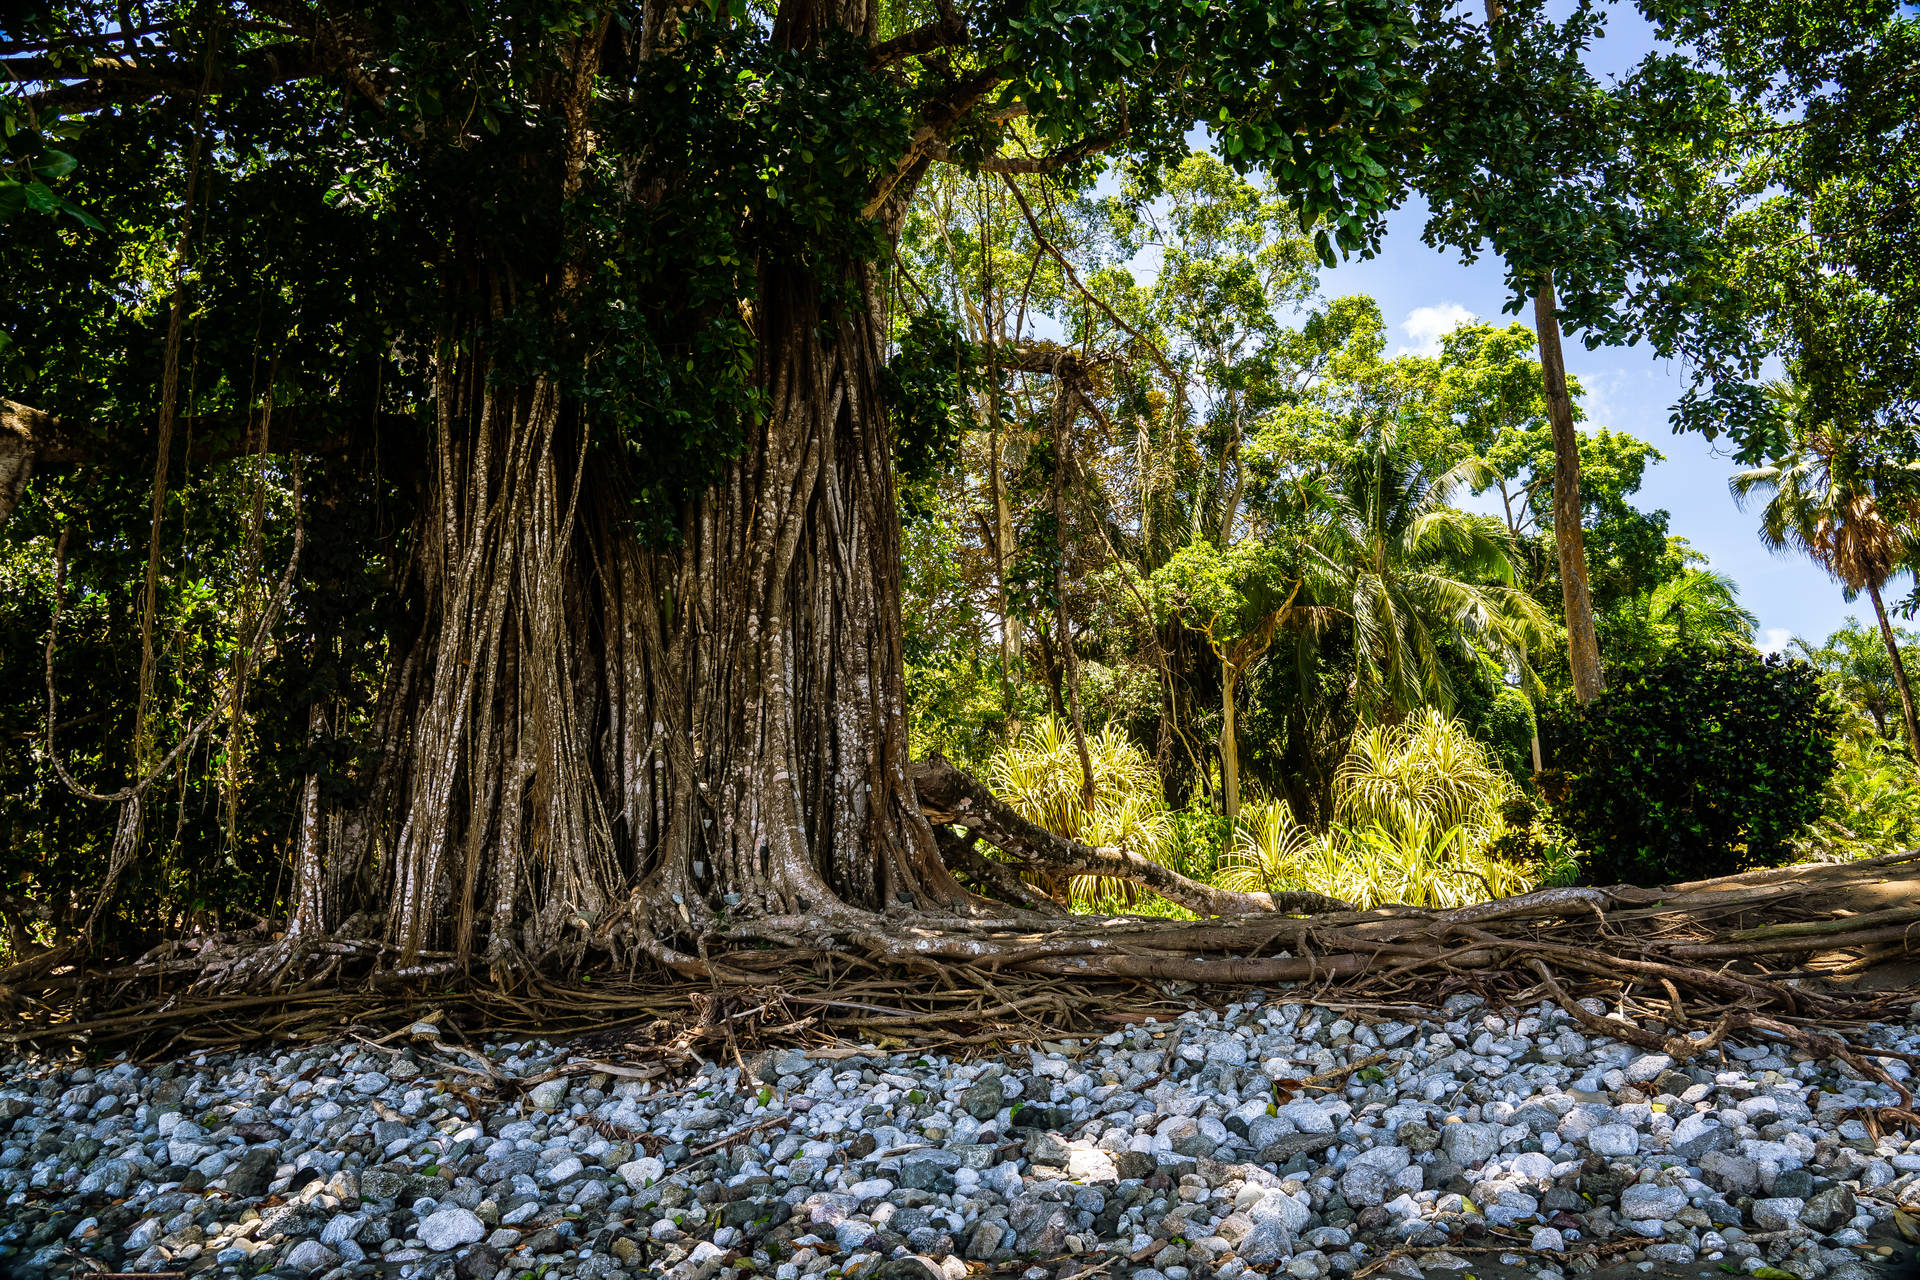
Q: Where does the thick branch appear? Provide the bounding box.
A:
[870,15,968,66]
[912,755,1352,916]
[932,825,1072,919]
[981,339,1108,380]
[926,131,1118,174]
[862,62,1014,219]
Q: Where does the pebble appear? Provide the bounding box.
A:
[1,997,1915,1280]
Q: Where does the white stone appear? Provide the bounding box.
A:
[1588,1124,1639,1157]
[417,1207,486,1251]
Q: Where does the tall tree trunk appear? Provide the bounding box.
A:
[991,419,1020,719]
[1866,579,1920,759]
[288,702,328,938]
[1050,383,1095,801]
[363,260,968,975]
[1532,275,1605,704]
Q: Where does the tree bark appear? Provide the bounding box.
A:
[1050,382,1096,801]
[358,256,972,976]
[1532,274,1605,704]
[1220,663,1242,822]
[289,702,328,938]
[1866,579,1920,760]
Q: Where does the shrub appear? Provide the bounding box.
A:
[1794,730,1920,861]
[1220,710,1546,909]
[1558,643,1840,885]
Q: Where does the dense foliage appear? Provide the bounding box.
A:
[1556,644,1840,885]
[4,0,1918,964]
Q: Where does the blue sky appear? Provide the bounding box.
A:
[1319,1,1863,656]
[1318,213,1853,656]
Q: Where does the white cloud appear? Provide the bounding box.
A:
[1397,303,1474,357]
[1760,628,1794,656]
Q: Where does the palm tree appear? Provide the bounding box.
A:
[1731,379,1920,757]
[1641,569,1759,648]
[1301,434,1555,721]
[1791,620,1916,742]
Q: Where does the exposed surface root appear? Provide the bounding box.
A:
[6,848,1915,1065]
[913,755,1352,916]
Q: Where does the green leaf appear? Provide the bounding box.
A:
[58,199,103,231]
[36,149,77,180]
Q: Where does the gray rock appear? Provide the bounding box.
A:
[1620,1184,1686,1221]
[1252,1191,1312,1235]
[1256,1133,1339,1164]
[1008,1194,1070,1252]
[1340,1162,1393,1208]
[1439,1123,1499,1167]
[541,1154,584,1185]
[965,1220,1005,1261]
[455,1243,505,1280]
[282,1240,340,1275]
[1751,1197,1805,1233]
[1771,1168,1815,1200]
[1587,1123,1639,1157]
[1398,1122,1439,1154]
[1026,1131,1071,1167]
[359,1168,410,1203]
[1240,1219,1292,1266]
[1802,1185,1855,1235]
[526,1078,569,1111]
[1668,1112,1728,1159]
[418,1206,487,1251]
[617,1156,664,1188]
[1700,1151,1762,1197]
[961,1074,1005,1122]
[225,1147,279,1198]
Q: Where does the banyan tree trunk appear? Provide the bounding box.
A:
[361,262,968,977]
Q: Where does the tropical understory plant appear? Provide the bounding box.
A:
[1794,731,1920,862]
[987,718,1177,911]
[1219,710,1547,909]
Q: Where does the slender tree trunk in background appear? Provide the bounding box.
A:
[991,421,1019,718]
[1532,275,1605,704]
[1866,579,1920,760]
[1220,664,1242,822]
[288,702,328,938]
[1050,383,1095,802]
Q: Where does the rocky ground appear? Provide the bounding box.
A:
[4,993,1919,1280]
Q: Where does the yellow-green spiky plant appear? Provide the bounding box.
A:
[1220,710,1538,909]
[986,717,1176,910]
